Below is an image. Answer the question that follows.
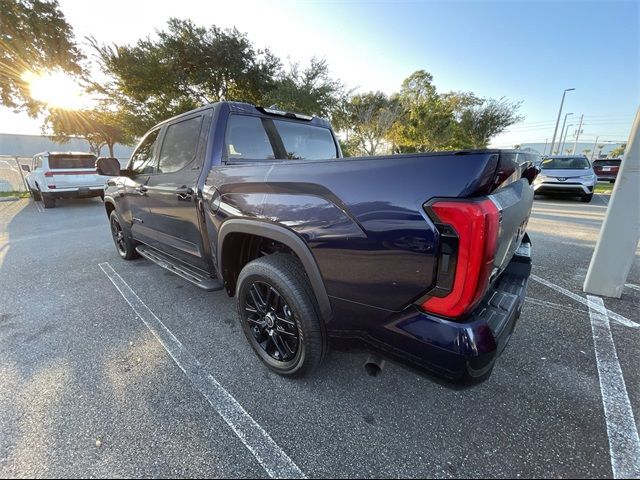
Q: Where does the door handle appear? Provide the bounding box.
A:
[176,186,194,200]
[135,185,148,195]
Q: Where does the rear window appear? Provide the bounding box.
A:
[593,159,621,167]
[49,155,96,169]
[273,120,337,160]
[225,115,276,160]
[541,157,590,170]
[224,114,337,161]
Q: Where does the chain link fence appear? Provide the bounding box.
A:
[0,156,32,193]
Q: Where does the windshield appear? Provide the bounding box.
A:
[49,155,97,169]
[593,159,621,167]
[541,157,590,170]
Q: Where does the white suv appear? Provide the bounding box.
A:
[25,152,105,208]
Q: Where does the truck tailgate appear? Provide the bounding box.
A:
[489,178,534,280]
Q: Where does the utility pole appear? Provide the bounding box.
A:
[543,138,548,155]
[558,112,573,155]
[591,136,599,161]
[549,88,575,156]
[572,114,584,154]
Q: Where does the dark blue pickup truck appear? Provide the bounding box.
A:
[97,102,538,385]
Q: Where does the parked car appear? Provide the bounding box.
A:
[533,155,596,202]
[97,102,537,385]
[24,152,105,208]
[592,158,622,183]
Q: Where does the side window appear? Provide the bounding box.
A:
[130,129,160,174]
[157,116,203,173]
[224,115,275,161]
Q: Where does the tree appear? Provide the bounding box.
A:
[46,106,133,157]
[386,71,522,152]
[582,148,591,157]
[452,96,523,148]
[610,143,626,158]
[92,18,282,136]
[267,58,346,119]
[387,71,455,152]
[336,91,399,156]
[0,0,83,115]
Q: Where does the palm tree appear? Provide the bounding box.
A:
[610,143,626,158]
[582,148,591,157]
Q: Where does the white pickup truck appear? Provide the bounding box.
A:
[24,152,106,208]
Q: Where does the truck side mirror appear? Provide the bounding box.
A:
[21,164,31,172]
[522,164,539,185]
[96,157,121,176]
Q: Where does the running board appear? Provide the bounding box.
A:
[136,245,223,291]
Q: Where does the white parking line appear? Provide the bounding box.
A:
[33,200,44,213]
[599,194,610,206]
[625,284,640,293]
[587,295,640,479]
[530,274,638,329]
[525,297,589,314]
[99,262,306,479]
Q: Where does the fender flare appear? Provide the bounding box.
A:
[217,219,332,323]
[103,197,117,216]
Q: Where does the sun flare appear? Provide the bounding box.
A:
[21,69,94,110]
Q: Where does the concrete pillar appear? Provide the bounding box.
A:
[584,106,640,297]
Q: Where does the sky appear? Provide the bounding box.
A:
[1,0,638,148]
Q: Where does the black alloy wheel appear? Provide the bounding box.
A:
[236,254,326,377]
[110,214,127,256]
[244,281,300,362]
[109,210,139,260]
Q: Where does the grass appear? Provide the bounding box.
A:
[594,182,614,194]
[0,191,31,198]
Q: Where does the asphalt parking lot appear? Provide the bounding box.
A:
[1,193,638,478]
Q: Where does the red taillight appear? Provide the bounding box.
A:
[422,199,500,318]
[44,171,54,177]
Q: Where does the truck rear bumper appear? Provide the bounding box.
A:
[47,186,104,198]
[329,238,532,386]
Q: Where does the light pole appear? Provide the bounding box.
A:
[558,112,573,154]
[591,136,599,160]
[572,114,584,154]
[561,124,574,153]
[549,88,575,155]
[543,138,548,155]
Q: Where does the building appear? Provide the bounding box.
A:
[0,133,134,161]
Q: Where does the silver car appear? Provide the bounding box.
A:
[533,155,596,202]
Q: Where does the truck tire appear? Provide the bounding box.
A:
[41,192,56,208]
[109,210,139,260]
[581,193,593,203]
[236,253,326,377]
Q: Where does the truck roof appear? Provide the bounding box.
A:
[156,101,332,129]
